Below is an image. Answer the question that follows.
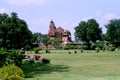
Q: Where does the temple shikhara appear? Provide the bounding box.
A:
[48,20,72,44]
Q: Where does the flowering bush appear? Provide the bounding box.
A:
[0,64,25,80]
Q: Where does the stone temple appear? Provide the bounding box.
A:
[39,20,73,49]
[48,20,72,45]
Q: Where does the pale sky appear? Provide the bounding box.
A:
[0,0,120,40]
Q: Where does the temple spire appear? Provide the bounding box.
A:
[49,19,56,31]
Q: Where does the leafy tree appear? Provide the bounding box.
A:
[40,35,62,49]
[50,38,62,48]
[75,21,87,42]
[32,32,49,45]
[0,12,33,49]
[102,34,109,41]
[105,19,120,46]
[0,13,10,48]
[87,19,102,42]
[74,19,102,49]
[42,34,51,48]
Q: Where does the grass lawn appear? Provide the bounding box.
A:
[23,50,120,80]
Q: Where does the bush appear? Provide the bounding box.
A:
[64,45,79,50]
[64,45,72,50]
[0,64,25,80]
[0,52,8,67]
[0,50,25,67]
[109,47,116,51]
[25,45,31,51]
[0,61,4,67]
[79,45,88,50]
[74,50,77,54]
[0,48,6,52]
[68,51,71,54]
[34,47,40,54]
[7,50,25,67]
[91,42,104,50]
[102,46,106,52]
[64,46,69,50]
[45,49,50,53]
[80,49,83,53]
[56,46,62,50]
[118,47,120,51]
[95,47,100,52]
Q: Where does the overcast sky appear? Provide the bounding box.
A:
[0,0,120,39]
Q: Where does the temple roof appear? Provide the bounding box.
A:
[56,26,64,32]
[64,30,71,34]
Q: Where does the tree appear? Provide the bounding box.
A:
[42,34,51,48]
[74,19,102,49]
[0,12,33,49]
[102,34,110,41]
[0,13,10,48]
[32,32,43,45]
[50,38,62,48]
[105,19,120,46]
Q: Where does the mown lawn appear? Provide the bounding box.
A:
[23,50,120,80]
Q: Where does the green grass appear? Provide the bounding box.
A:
[23,50,120,80]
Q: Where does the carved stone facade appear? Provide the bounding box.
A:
[48,20,72,44]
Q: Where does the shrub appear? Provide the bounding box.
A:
[91,42,105,50]
[102,46,106,52]
[0,48,6,52]
[0,61,4,67]
[45,49,50,53]
[68,51,71,54]
[79,45,88,50]
[95,47,100,52]
[64,45,79,50]
[64,46,69,50]
[0,50,25,67]
[74,50,77,54]
[80,49,83,53]
[7,50,25,67]
[56,46,62,50]
[25,45,31,51]
[118,47,120,51]
[34,47,40,54]
[0,52,8,67]
[42,58,50,64]
[74,46,79,49]
[0,64,25,80]
[109,47,116,51]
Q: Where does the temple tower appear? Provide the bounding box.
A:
[48,20,56,39]
[48,20,72,43]
[49,20,56,31]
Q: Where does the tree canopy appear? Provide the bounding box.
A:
[105,19,120,46]
[32,32,43,45]
[50,38,62,48]
[42,34,51,48]
[0,12,33,49]
[74,19,102,49]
